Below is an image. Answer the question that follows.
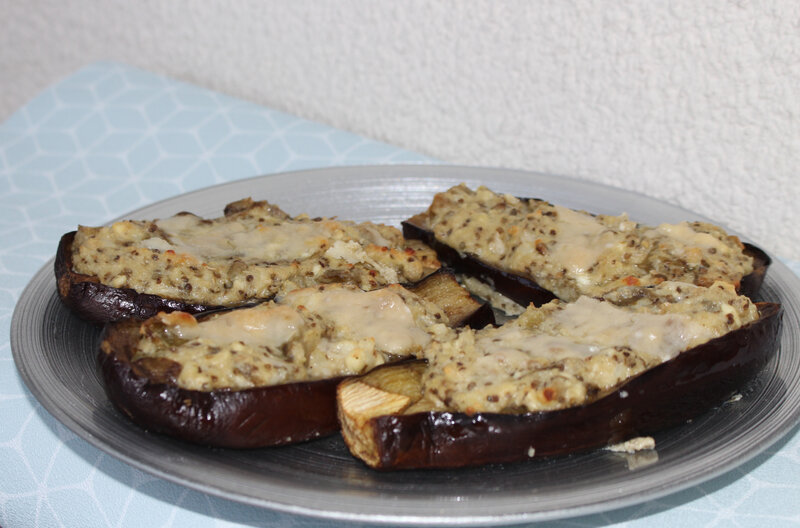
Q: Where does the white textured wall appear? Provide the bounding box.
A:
[3,1,799,259]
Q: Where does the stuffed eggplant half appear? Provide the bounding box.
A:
[403,184,769,312]
[338,281,782,469]
[99,270,493,448]
[58,197,440,324]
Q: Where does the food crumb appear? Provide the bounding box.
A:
[726,393,743,403]
[606,436,655,454]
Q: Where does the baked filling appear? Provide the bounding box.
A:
[417,281,759,414]
[131,283,451,391]
[72,198,439,306]
[410,184,753,301]
[81,185,773,462]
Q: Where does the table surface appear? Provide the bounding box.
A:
[1,62,799,528]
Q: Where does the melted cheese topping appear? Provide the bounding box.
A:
[472,297,705,365]
[72,198,439,306]
[280,287,431,355]
[146,215,335,262]
[475,328,601,362]
[645,222,731,254]
[420,281,759,414]
[546,205,616,281]
[166,304,305,348]
[416,184,753,300]
[132,284,448,391]
[544,297,708,362]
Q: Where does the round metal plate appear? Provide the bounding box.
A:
[11,165,800,525]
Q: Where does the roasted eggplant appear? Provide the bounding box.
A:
[57,197,440,324]
[99,270,493,448]
[338,289,782,469]
[83,186,780,471]
[403,185,770,309]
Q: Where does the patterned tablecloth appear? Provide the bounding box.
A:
[1,63,798,528]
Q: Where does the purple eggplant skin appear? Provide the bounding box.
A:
[402,220,771,305]
[56,232,225,325]
[740,243,771,299]
[365,302,782,470]
[98,318,343,448]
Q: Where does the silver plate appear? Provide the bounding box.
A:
[11,165,800,525]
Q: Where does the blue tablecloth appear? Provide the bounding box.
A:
[2,62,798,528]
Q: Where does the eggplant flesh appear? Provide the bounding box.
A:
[98,270,494,448]
[402,221,771,309]
[338,303,782,469]
[403,269,495,329]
